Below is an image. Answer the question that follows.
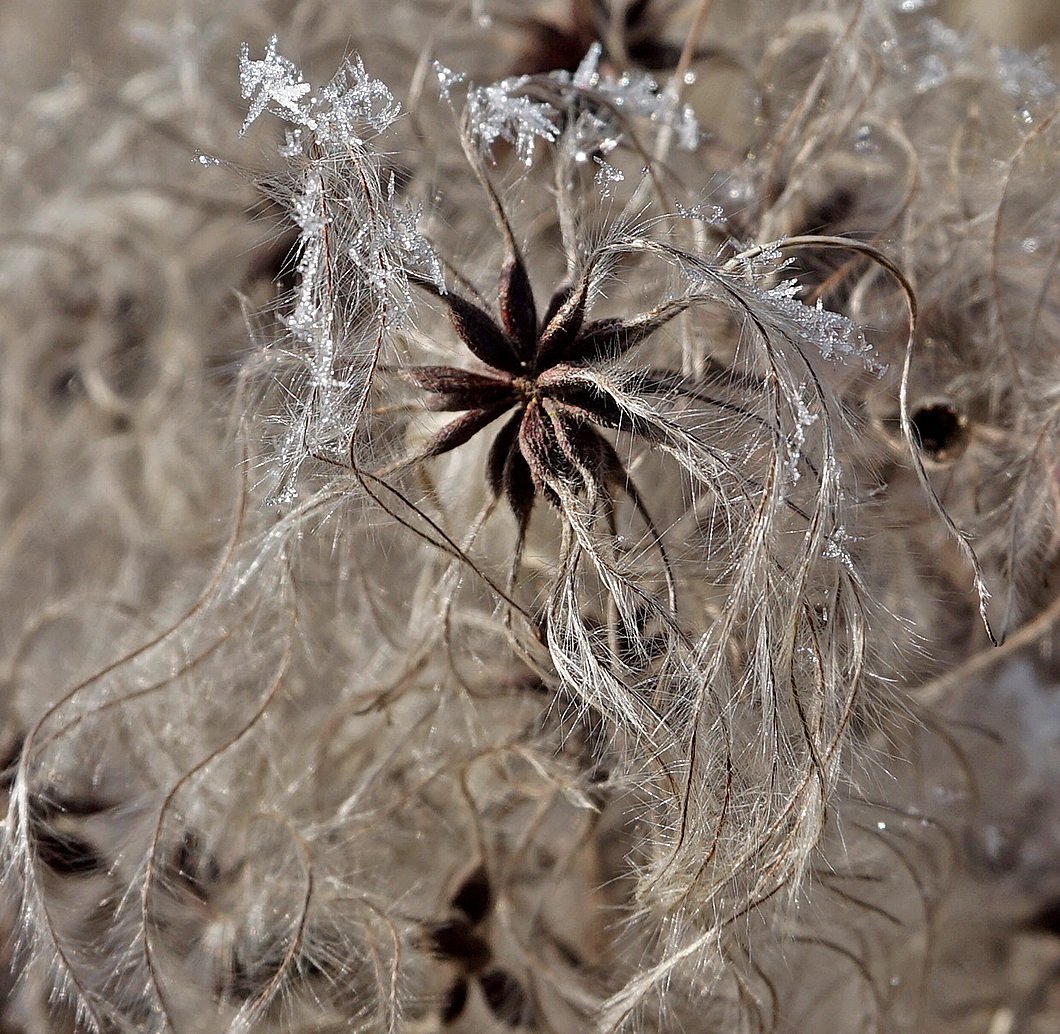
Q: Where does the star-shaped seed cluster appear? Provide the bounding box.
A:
[404,230,688,538]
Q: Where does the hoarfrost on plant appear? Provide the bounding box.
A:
[763,278,884,374]
[240,36,401,140]
[455,44,698,169]
[239,37,311,135]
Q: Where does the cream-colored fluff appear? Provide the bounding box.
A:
[3,3,1060,1032]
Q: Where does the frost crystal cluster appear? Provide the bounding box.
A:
[452,42,699,166]
[240,36,440,500]
[4,3,1060,1034]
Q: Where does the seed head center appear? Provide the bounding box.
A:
[512,375,537,401]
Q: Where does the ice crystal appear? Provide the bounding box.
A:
[465,75,559,164]
[457,45,698,169]
[823,525,857,572]
[572,42,604,90]
[787,388,820,485]
[593,156,624,196]
[239,36,311,135]
[240,36,400,140]
[909,18,968,92]
[762,277,884,374]
[314,55,401,141]
[433,61,465,103]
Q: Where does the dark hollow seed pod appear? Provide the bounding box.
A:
[909,400,969,463]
